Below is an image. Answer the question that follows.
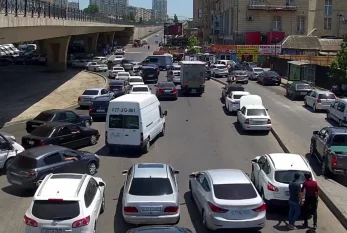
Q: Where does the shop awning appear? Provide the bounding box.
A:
[319,51,337,56]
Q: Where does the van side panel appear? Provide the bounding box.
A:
[141,100,161,141]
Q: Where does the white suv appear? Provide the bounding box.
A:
[24,173,106,233]
[250,153,314,205]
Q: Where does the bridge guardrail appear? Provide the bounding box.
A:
[0,0,162,26]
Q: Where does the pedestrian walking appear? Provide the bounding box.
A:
[288,172,302,230]
[301,172,318,229]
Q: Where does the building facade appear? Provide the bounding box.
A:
[89,0,129,16]
[127,7,153,21]
[152,0,167,21]
[68,1,79,9]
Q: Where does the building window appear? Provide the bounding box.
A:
[273,16,281,31]
[324,17,332,30]
[198,9,202,18]
[297,16,305,32]
[325,0,332,16]
[286,0,294,6]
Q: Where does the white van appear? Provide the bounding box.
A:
[106,94,167,153]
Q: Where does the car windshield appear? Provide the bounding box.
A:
[213,184,257,200]
[318,93,335,99]
[132,87,149,92]
[158,82,175,88]
[129,178,173,196]
[274,171,309,184]
[172,66,180,70]
[31,127,54,137]
[109,115,139,129]
[32,200,80,220]
[296,84,310,90]
[267,72,279,77]
[118,74,129,77]
[34,112,54,122]
[235,71,246,75]
[233,95,246,99]
[254,68,264,72]
[11,155,37,169]
[246,109,267,116]
[331,135,347,146]
[109,85,123,90]
[217,65,226,69]
[130,78,143,83]
[82,90,99,95]
[93,101,109,107]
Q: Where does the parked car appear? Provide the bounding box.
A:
[286,81,313,100]
[327,98,347,126]
[26,109,92,133]
[304,90,337,112]
[108,80,128,97]
[257,71,281,86]
[78,88,114,107]
[0,132,25,171]
[108,66,125,78]
[155,81,178,100]
[89,96,111,119]
[122,163,180,225]
[189,169,266,231]
[23,173,105,232]
[211,64,228,77]
[7,145,100,189]
[141,65,160,83]
[247,67,264,80]
[87,62,108,72]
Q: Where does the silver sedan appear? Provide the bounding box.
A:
[189,169,266,231]
[122,163,180,225]
[78,88,114,107]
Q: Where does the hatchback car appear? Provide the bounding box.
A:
[211,64,228,77]
[122,163,180,225]
[7,145,100,189]
[89,96,112,119]
[304,90,337,112]
[189,169,266,231]
[247,67,264,80]
[155,82,178,100]
[78,88,114,107]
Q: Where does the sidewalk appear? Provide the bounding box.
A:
[1,68,106,127]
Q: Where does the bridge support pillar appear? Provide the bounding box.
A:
[97,32,115,50]
[113,29,134,46]
[84,33,99,55]
[36,40,46,54]
[43,36,71,72]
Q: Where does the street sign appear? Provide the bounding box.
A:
[155,41,158,44]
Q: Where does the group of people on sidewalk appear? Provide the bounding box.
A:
[288,172,319,230]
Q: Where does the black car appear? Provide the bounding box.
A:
[108,80,128,97]
[141,65,159,83]
[286,81,313,100]
[26,109,92,133]
[127,226,192,233]
[257,71,281,86]
[7,145,100,189]
[89,96,111,119]
[155,81,178,100]
[22,122,100,149]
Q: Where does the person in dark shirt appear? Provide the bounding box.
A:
[301,172,319,229]
[288,173,302,230]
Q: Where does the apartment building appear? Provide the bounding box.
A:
[193,0,213,44]
[133,7,153,21]
[152,0,168,21]
[194,0,347,45]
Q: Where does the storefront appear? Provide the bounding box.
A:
[210,44,237,61]
[287,60,315,83]
[236,45,259,62]
[258,45,281,67]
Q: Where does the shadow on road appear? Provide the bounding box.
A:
[95,146,143,158]
[114,187,132,233]
[1,185,35,197]
[232,122,269,137]
[0,66,81,129]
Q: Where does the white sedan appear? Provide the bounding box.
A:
[87,62,108,72]
[129,76,145,86]
[189,169,266,231]
[129,84,151,94]
[108,66,125,78]
[225,91,250,113]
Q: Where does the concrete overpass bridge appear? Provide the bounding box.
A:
[0,0,163,71]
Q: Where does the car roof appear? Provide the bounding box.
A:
[293,81,309,85]
[118,72,130,74]
[338,98,347,103]
[110,93,157,104]
[84,88,103,91]
[252,67,263,70]
[35,173,89,201]
[206,169,249,184]
[327,127,347,134]
[214,64,226,66]
[245,105,265,109]
[158,81,174,85]
[180,61,205,65]
[133,163,168,178]
[132,84,149,88]
[142,65,158,68]
[267,153,310,171]
[109,80,125,85]
[130,76,143,79]
[313,89,333,94]
[42,121,74,128]
[40,109,67,114]
[113,66,124,69]
[20,145,65,159]
[232,91,250,95]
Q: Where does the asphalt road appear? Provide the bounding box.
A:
[0,59,345,232]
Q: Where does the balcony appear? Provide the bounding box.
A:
[248,4,298,11]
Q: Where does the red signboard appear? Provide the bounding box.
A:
[164,23,183,36]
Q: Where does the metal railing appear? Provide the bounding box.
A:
[0,0,161,25]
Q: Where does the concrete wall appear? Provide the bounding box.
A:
[133,26,163,40]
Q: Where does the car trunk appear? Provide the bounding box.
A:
[212,198,262,220]
[26,120,47,131]
[318,94,336,106]
[330,146,347,169]
[22,135,45,147]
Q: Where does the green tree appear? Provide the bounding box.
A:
[129,12,135,21]
[83,4,99,14]
[187,35,200,54]
[173,14,179,23]
[330,36,347,84]
[139,17,143,23]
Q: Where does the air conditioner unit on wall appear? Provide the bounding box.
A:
[247,16,254,21]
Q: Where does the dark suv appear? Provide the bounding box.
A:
[108,80,127,97]
[7,145,100,189]
[141,65,159,83]
[89,96,111,119]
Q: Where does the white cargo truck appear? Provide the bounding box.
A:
[179,61,206,95]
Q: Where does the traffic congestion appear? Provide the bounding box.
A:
[0,31,345,233]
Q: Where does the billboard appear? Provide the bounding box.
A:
[164,23,183,36]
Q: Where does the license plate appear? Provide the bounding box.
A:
[141,207,161,211]
[286,191,290,196]
[191,89,196,93]
[31,125,38,128]
[300,92,307,95]
[251,121,264,125]
[148,74,154,77]
[28,141,34,145]
[41,229,62,233]
[11,180,22,185]
[96,109,105,112]
[230,210,250,215]
[164,90,171,93]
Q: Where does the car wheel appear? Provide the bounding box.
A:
[160,124,165,137]
[100,192,105,214]
[90,135,98,145]
[85,120,91,127]
[142,138,150,154]
[309,142,315,156]
[87,162,97,175]
[4,157,14,172]
[313,104,317,112]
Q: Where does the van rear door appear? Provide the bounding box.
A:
[108,114,124,145]
[123,110,141,146]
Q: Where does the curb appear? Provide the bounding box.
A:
[210,77,347,230]
[2,70,108,128]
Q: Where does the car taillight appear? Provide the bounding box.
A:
[332,156,338,166]
[72,216,90,228]
[244,119,250,124]
[164,206,179,213]
[208,202,228,213]
[27,170,37,178]
[317,98,321,103]
[267,119,271,124]
[78,97,81,101]
[89,107,92,114]
[123,206,138,213]
[171,89,177,94]
[157,89,164,93]
[24,215,38,227]
[39,140,45,146]
[267,182,278,192]
[253,203,266,212]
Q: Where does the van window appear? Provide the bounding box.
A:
[149,58,159,63]
[109,115,139,129]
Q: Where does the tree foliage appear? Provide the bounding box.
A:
[173,14,179,23]
[129,12,135,21]
[84,4,99,14]
[187,35,200,54]
[330,36,347,84]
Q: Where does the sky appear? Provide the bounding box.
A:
[79,0,192,18]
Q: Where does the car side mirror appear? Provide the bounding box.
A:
[163,110,168,116]
[98,181,106,187]
[313,131,319,135]
[174,170,179,174]
[122,170,128,175]
[189,173,196,178]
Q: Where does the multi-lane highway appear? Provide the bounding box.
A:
[0,32,345,233]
